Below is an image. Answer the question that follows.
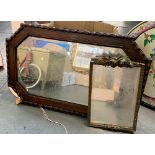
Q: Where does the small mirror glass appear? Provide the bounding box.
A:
[91,66,141,127]
[88,58,144,132]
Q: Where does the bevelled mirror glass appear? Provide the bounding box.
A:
[17,37,126,106]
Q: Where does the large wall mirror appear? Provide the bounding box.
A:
[6,24,149,116]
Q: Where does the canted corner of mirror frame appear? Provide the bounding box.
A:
[6,23,151,116]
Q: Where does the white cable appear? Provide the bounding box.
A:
[40,107,68,134]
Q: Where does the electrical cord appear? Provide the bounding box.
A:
[40,107,68,134]
[1,29,69,134]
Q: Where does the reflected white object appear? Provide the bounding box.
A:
[62,72,75,86]
[62,72,69,86]
[69,72,75,85]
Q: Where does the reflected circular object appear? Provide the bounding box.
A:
[20,63,41,89]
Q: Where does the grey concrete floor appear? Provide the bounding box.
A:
[0,21,155,134]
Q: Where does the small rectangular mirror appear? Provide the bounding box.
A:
[88,56,145,133]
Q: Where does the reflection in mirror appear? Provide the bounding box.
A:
[17,37,126,106]
[90,65,141,127]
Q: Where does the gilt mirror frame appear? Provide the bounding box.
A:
[6,24,151,116]
[88,55,145,133]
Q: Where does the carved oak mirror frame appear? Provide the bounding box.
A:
[6,24,150,116]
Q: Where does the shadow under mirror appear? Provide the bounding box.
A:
[17,36,126,106]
